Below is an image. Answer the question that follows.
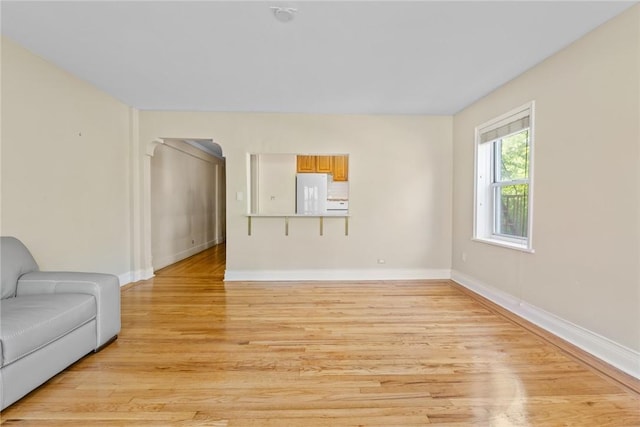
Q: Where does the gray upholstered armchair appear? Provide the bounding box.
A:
[0,236,121,410]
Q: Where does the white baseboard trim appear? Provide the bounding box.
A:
[153,240,218,271]
[224,268,451,282]
[451,270,640,380]
[118,268,154,286]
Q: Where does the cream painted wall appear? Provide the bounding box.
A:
[452,7,640,352]
[150,139,225,270]
[1,37,133,280]
[139,113,453,277]
[256,154,296,215]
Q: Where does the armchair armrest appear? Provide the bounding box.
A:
[16,271,121,348]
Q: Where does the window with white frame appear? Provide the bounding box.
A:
[474,102,534,251]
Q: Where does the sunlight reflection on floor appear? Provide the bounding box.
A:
[486,365,530,427]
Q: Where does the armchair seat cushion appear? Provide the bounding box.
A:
[0,294,96,367]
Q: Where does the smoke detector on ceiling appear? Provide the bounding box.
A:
[271,7,297,23]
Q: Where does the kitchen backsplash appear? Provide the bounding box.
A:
[328,181,349,200]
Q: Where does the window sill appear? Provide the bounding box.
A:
[472,237,535,254]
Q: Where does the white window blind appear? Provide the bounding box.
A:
[480,116,530,143]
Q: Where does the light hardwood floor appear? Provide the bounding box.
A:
[2,244,639,426]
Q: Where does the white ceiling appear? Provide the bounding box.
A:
[1,1,636,115]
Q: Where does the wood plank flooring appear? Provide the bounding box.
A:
[2,244,639,425]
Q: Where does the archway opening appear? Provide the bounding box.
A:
[149,138,226,272]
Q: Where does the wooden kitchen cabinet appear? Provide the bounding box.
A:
[297,155,349,181]
[332,155,349,181]
[316,156,333,173]
[296,155,316,173]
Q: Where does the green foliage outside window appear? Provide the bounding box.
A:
[495,130,529,238]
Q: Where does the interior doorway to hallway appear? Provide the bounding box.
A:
[149,138,226,272]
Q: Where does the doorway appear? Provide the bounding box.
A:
[149,138,226,272]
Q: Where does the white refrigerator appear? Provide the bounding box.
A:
[296,173,328,214]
